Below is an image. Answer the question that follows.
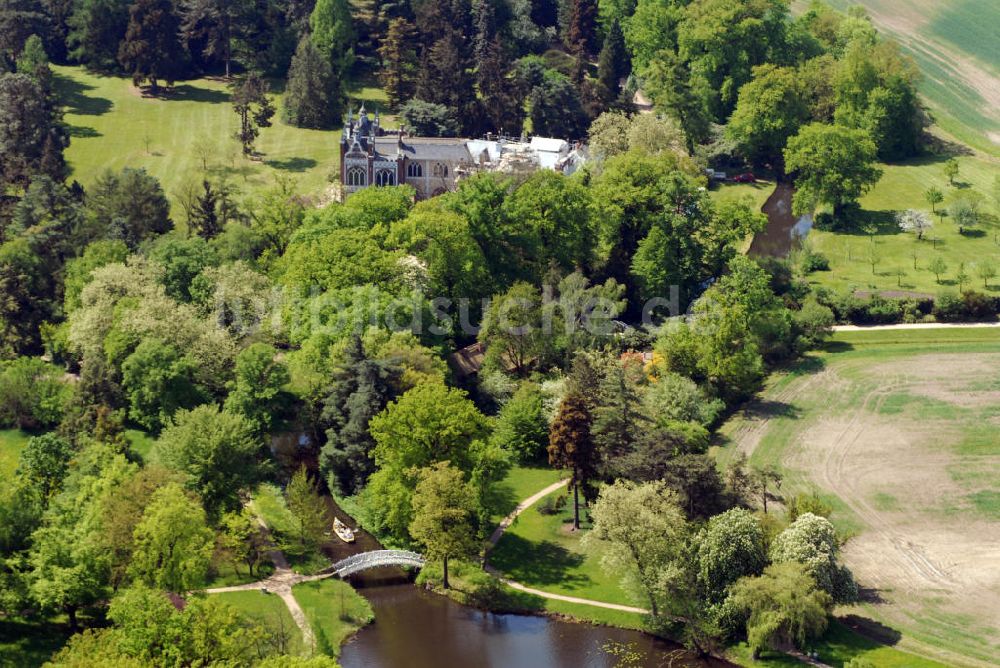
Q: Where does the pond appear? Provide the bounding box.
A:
[339,584,737,668]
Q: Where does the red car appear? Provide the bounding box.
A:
[731,172,756,183]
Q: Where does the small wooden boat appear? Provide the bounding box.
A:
[333,517,355,543]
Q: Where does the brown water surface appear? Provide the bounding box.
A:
[340,584,736,668]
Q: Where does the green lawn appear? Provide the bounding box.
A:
[53,65,382,214]
[806,154,1000,296]
[716,327,1000,665]
[210,590,304,656]
[0,429,30,477]
[727,620,950,667]
[251,483,298,535]
[124,428,156,464]
[489,486,642,610]
[292,579,374,656]
[490,465,567,523]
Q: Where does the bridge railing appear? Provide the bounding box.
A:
[331,550,426,578]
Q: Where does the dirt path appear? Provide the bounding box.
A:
[203,513,321,651]
[484,477,654,614]
[487,478,570,547]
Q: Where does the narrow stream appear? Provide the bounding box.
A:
[749,182,813,257]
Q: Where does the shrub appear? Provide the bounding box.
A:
[800,250,830,273]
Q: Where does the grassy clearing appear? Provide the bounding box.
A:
[53,65,368,214]
[124,428,156,464]
[292,579,374,656]
[489,487,642,609]
[716,326,1000,665]
[805,154,1000,296]
[490,465,566,523]
[251,483,297,535]
[210,590,304,656]
[0,428,30,477]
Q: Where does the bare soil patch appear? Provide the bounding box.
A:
[729,350,1000,665]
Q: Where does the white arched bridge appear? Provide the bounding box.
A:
[329,550,426,578]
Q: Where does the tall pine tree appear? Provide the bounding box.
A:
[474,0,522,134]
[565,0,597,55]
[548,391,598,530]
[118,0,185,94]
[596,18,628,100]
[284,34,343,129]
[377,17,417,109]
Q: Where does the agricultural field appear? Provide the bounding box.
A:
[805,153,1000,296]
[53,66,389,214]
[794,0,1000,155]
[716,327,1000,667]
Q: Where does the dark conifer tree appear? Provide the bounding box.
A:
[67,0,130,72]
[548,391,598,530]
[0,73,68,192]
[564,0,597,55]
[417,29,478,134]
[118,0,186,94]
[378,17,418,109]
[231,73,275,155]
[283,34,343,129]
[319,336,402,495]
[597,19,628,100]
[474,0,522,134]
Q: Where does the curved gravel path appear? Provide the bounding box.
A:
[484,477,652,615]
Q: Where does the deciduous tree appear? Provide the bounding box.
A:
[728,562,832,659]
[784,123,882,219]
[409,462,479,589]
[155,404,264,517]
[584,480,688,617]
[130,483,214,591]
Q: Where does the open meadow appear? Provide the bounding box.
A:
[794,0,1000,155]
[805,152,1000,296]
[716,327,1000,667]
[52,66,390,214]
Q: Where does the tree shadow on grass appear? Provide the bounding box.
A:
[167,84,230,104]
[265,157,318,172]
[53,73,112,116]
[836,614,903,646]
[67,125,101,138]
[489,533,588,588]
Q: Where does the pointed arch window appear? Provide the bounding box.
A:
[432,162,449,178]
[407,162,423,178]
[347,167,367,187]
[375,169,396,186]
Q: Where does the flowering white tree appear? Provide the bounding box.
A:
[896,209,933,240]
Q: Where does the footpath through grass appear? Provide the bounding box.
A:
[210,590,304,655]
[806,154,1000,296]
